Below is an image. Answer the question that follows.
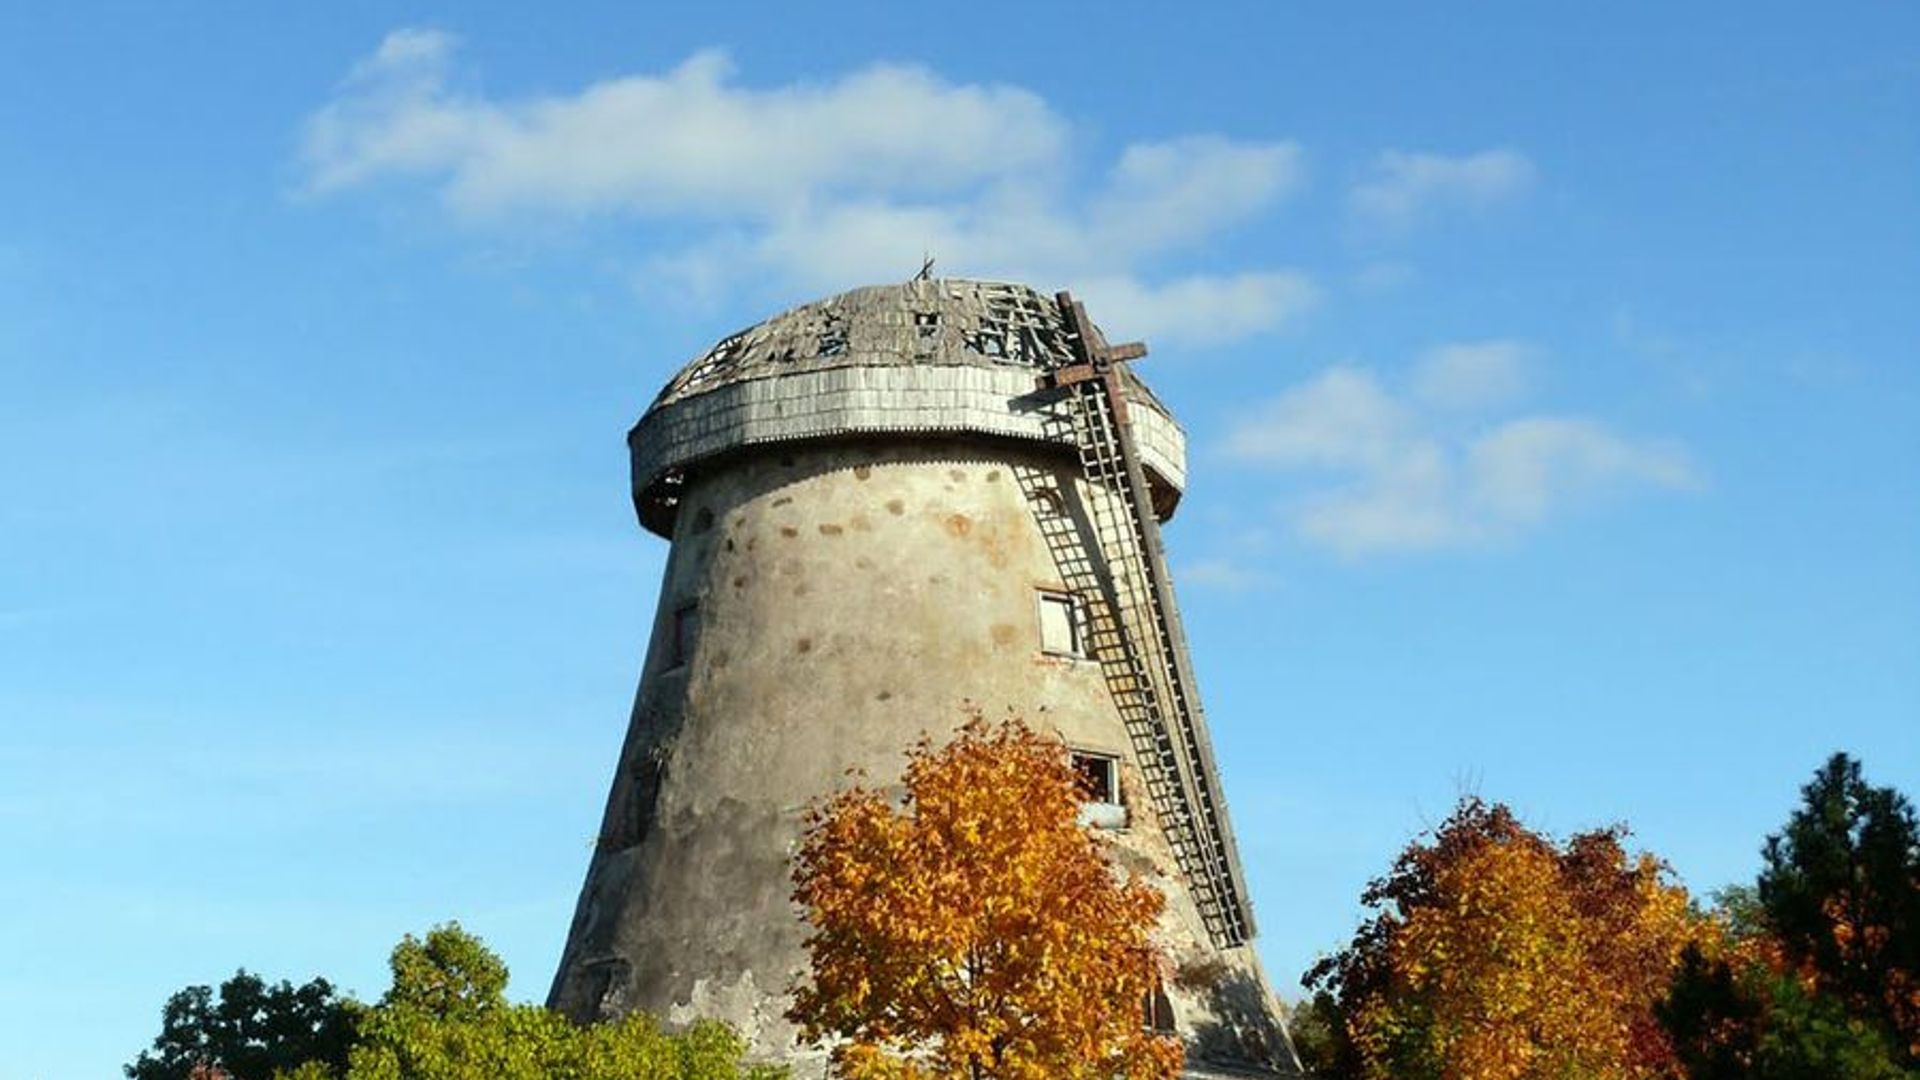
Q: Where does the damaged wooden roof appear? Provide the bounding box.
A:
[648,279,1174,417]
[628,280,1187,537]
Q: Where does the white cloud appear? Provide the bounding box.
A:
[1075,272,1320,346]
[1349,148,1536,230]
[361,26,453,71]
[305,38,1066,215]
[1297,442,1475,553]
[1180,557,1280,590]
[1090,137,1306,258]
[1466,417,1697,525]
[1410,340,1532,410]
[1225,356,1699,556]
[1222,366,1412,470]
[302,31,1316,345]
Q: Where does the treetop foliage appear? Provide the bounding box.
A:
[1303,797,1708,1080]
[126,923,782,1080]
[1661,752,1919,1078]
[124,971,359,1080]
[341,922,785,1080]
[1301,755,1920,1080]
[787,714,1181,1080]
[378,924,510,1022]
[1759,752,1920,1056]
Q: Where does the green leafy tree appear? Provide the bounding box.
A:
[339,922,783,1080]
[1760,752,1920,1057]
[1283,993,1347,1078]
[1707,884,1768,941]
[1659,753,1920,1078]
[125,971,359,1080]
[1662,944,1910,1080]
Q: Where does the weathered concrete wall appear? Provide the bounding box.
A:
[549,436,1296,1076]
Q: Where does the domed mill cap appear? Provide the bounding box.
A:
[629,279,1187,537]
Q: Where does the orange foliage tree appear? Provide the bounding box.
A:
[1304,798,1710,1080]
[787,715,1182,1080]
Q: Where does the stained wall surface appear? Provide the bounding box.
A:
[549,437,1295,1076]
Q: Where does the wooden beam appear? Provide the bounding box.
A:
[1038,362,1099,389]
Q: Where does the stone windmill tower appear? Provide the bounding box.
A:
[549,280,1300,1077]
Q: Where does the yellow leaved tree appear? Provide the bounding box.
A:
[1304,798,1710,1080]
[787,715,1182,1080]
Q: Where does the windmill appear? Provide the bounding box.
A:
[549,281,1299,1076]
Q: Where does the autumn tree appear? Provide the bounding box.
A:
[787,715,1181,1080]
[1303,798,1708,1080]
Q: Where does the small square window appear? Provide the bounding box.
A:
[669,603,699,669]
[1072,751,1127,829]
[1072,751,1119,804]
[1037,590,1084,657]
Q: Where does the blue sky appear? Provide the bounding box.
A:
[3,4,1917,1076]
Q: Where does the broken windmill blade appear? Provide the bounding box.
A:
[1040,291,1255,950]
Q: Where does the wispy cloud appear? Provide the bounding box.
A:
[1180,557,1281,591]
[1349,148,1536,231]
[1224,348,1699,556]
[1410,340,1533,410]
[1612,305,1714,398]
[1075,272,1320,347]
[301,31,1318,345]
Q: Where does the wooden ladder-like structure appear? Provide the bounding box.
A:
[1039,292,1254,950]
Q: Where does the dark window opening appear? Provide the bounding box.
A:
[1072,751,1119,805]
[1143,978,1176,1033]
[1073,751,1127,829]
[669,603,699,669]
[608,753,666,851]
[583,957,633,1016]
